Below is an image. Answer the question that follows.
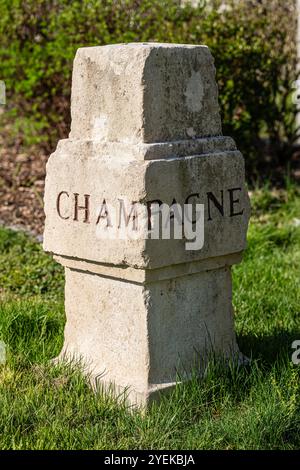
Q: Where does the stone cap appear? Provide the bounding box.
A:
[69,43,222,144]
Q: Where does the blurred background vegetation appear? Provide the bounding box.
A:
[0,0,298,181]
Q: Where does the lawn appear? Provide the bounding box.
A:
[0,186,299,450]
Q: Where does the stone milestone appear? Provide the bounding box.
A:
[43,43,250,406]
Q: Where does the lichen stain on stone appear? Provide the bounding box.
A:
[184,71,204,113]
[92,115,108,140]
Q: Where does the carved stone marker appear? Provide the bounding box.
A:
[43,43,250,406]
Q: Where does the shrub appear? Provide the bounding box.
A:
[0,0,297,175]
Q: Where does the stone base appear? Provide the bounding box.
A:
[55,258,241,407]
[91,377,178,408]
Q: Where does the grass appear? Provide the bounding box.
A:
[0,185,299,450]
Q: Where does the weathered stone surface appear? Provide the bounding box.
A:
[43,148,250,269]
[70,43,222,143]
[61,265,238,406]
[43,43,250,407]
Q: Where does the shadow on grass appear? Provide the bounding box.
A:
[237,329,300,366]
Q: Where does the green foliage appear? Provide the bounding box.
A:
[206,1,298,173]
[233,185,300,362]
[0,187,299,449]
[0,228,64,298]
[0,0,297,172]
